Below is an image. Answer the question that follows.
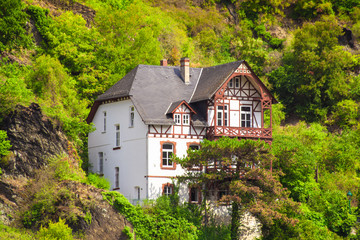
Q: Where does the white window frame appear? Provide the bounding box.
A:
[229,79,233,88]
[162,143,173,167]
[174,114,181,125]
[115,167,119,188]
[99,152,104,175]
[129,106,135,128]
[241,106,252,128]
[183,114,190,125]
[217,105,228,126]
[115,124,120,147]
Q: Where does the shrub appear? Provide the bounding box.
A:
[87,173,110,190]
[103,191,198,240]
[36,218,74,240]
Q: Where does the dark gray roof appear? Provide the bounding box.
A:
[191,61,243,102]
[97,65,203,125]
[88,60,276,125]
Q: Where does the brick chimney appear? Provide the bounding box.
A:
[180,57,190,84]
[160,59,167,66]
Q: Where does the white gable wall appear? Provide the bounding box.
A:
[88,99,148,204]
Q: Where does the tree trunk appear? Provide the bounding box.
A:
[231,202,240,240]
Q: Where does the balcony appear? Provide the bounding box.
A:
[206,126,272,140]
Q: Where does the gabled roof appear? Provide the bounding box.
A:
[87,60,277,125]
[166,100,197,115]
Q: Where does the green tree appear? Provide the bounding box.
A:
[269,17,355,121]
[0,0,32,51]
[177,137,299,239]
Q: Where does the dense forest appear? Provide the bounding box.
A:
[1,0,360,239]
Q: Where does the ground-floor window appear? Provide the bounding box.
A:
[162,183,173,196]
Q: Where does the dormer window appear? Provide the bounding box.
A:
[174,114,181,125]
[183,114,189,125]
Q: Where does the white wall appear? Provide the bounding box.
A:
[147,136,201,201]
[88,99,148,202]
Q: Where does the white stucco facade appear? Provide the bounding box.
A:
[88,99,203,204]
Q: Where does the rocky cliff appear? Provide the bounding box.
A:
[0,103,131,239]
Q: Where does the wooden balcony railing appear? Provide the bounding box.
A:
[206,126,272,139]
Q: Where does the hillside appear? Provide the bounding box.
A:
[1,0,360,239]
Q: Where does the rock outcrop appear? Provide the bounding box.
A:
[0,103,68,177]
[0,103,132,239]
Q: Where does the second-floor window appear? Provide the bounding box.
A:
[129,106,135,127]
[115,124,120,147]
[183,114,189,125]
[217,105,228,126]
[174,114,181,125]
[241,106,251,127]
[103,111,107,132]
[162,143,173,167]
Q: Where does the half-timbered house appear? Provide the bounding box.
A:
[87,58,276,204]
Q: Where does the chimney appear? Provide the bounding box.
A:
[180,57,190,84]
[160,59,167,66]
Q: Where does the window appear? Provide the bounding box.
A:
[163,183,173,196]
[235,77,240,88]
[115,124,120,147]
[189,144,200,151]
[162,143,173,167]
[183,114,190,125]
[174,114,181,125]
[229,79,233,88]
[217,105,228,126]
[190,187,200,203]
[135,186,140,200]
[98,152,104,175]
[129,106,135,127]
[103,111,106,132]
[241,106,251,128]
[115,167,119,189]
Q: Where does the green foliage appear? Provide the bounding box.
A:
[254,24,285,49]
[269,17,356,121]
[36,218,74,240]
[0,130,11,157]
[0,222,36,240]
[328,99,359,128]
[0,0,32,51]
[22,153,87,229]
[87,173,110,190]
[0,62,33,117]
[26,55,91,147]
[122,226,135,240]
[103,191,198,240]
[178,137,299,239]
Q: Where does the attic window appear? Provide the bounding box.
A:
[174,114,181,125]
[183,114,190,125]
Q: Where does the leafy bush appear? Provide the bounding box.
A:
[87,173,110,190]
[103,191,198,240]
[0,130,11,157]
[0,0,32,51]
[36,218,74,240]
[0,223,36,240]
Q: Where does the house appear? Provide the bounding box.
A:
[87,58,277,204]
